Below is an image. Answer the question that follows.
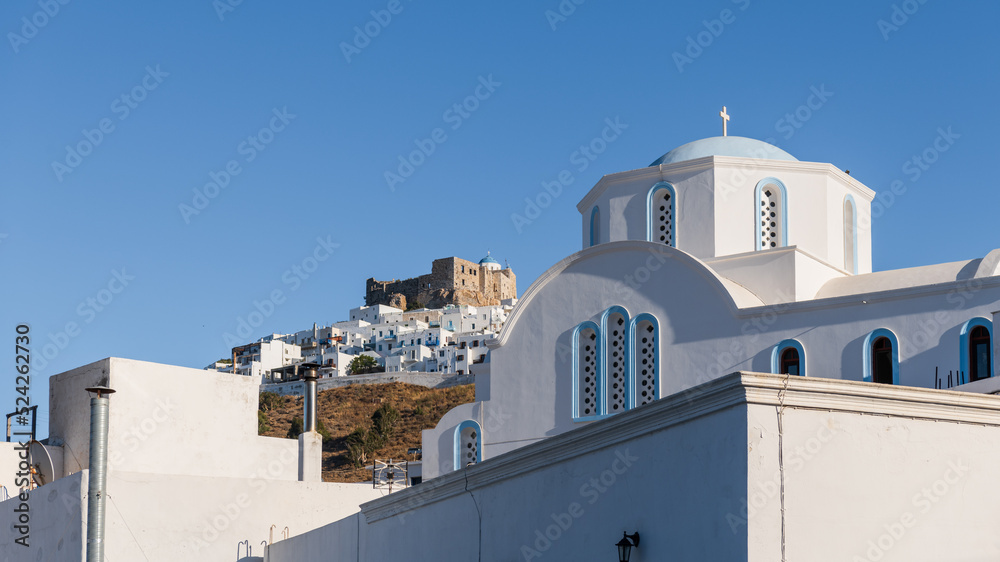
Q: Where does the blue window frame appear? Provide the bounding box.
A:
[771,339,806,376]
[960,318,993,383]
[647,182,676,247]
[574,308,663,421]
[755,177,789,250]
[863,329,899,385]
[572,321,602,421]
[590,207,601,247]
[601,306,631,415]
[628,314,659,408]
[454,420,482,470]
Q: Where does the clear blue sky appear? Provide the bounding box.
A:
[2,1,997,439]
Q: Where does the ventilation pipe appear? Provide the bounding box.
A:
[84,386,115,562]
[302,364,318,432]
[298,364,322,481]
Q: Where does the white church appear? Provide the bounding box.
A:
[4,125,1000,561]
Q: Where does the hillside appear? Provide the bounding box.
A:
[258,382,475,482]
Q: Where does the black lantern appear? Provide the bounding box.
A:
[616,531,640,561]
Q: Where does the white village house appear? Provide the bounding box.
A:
[4,131,1000,561]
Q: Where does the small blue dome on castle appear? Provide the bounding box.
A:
[479,253,500,266]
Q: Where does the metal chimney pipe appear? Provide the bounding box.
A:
[84,386,115,562]
[301,365,319,433]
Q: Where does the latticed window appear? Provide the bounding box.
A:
[577,326,598,417]
[634,319,657,406]
[460,425,479,466]
[606,312,627,413]
[652,189,674,246]
[759,184,784,249]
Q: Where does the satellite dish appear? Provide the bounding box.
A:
[28,440,55,487]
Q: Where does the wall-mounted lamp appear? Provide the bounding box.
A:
[616,531,640,562]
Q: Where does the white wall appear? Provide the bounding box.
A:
[48,358,299,481]
[0,470,85,561]
[271,373,1000,562]
[745,380,1000,561]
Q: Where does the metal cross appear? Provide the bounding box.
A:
[720,106,730,136]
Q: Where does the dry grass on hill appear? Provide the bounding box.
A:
[258,382,475,482]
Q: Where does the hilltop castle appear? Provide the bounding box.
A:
[365,253,516,309]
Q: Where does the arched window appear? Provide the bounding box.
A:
[755,178,788,250]
[453,420,482,471]
[572,321,601,420]
[647,182,676,247]
[601,306,630,415]
[970,327,991,382]
[863,329,899,385]
[844,195,857,274]
[629,314,659,407]
[771,339,805,376]
[590,207,601,247]
[781,348,800,375]
[960,318,993,383]
[871,338,893,384]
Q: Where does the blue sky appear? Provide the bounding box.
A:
[1,0,997,438]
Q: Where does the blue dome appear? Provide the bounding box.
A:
[479,254,500,265]
[650,136,797,166]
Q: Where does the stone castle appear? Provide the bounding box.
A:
[365,254,516,309]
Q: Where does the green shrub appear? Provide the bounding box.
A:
[288,416,303,438]
[259,391,286,412]
[287,416,332,441]
[344,403,401,467]
[258,410,270,434]
[371,403,400,440]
